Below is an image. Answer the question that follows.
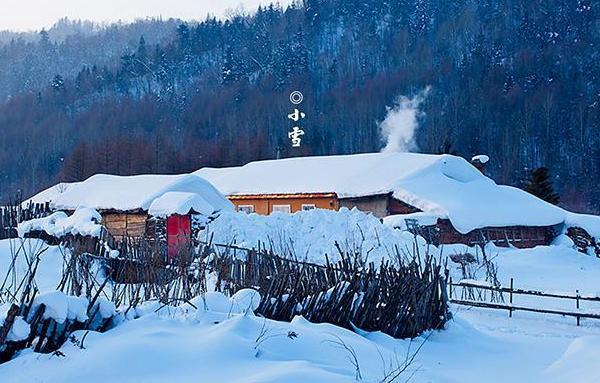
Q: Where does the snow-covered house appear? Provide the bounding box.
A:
[28,174,233,255]
[196,152,567,248]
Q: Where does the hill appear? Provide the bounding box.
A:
[0,0,598,214]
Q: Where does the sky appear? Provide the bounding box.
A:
[0,0,292,31]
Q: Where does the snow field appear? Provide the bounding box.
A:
[3,291,600,382]
[3,204,600,382]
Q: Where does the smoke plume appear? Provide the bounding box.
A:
[379,87,430,153]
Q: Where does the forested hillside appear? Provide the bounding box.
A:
[0,0,598,213]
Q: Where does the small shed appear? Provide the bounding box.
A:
[30,174,234,257]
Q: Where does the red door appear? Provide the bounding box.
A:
[167,214,191,259]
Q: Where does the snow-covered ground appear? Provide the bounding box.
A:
[2,296,600,383]
[3,208,600,382]
[0,238,66,295]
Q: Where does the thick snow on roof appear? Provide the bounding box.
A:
[50,174,233,214]
[24,182,77,206]
[196,152,567,233]
[196,152,440,198]
[17,207,104,238]
[148,192,218,218]
[471,154,489,164]
[564,212,600,239]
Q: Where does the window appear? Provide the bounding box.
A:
[272,204,291,214]
[301,204,316,211]
[238,205,254,214]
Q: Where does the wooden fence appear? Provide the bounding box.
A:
[449,278,600,325]
[0,201,52,240]
[204,241,450,339]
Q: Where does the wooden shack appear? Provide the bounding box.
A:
[28,174,234,257]
[196,152,567,248]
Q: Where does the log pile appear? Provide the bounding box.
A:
[566,226,600,257]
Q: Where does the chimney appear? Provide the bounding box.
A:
[471,154,489,174]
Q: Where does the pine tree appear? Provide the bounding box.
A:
[51,75,65,92]
[524,167,560,205]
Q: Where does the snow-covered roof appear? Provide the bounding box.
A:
[23,182,78,206]
[471,154,489,164]
[196,152,567,233]
[17,207,104,238]
[46,174,233,215]
[564,212,600,239]
[148,192,219,218]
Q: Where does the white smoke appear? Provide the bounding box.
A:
[379,86,430,153]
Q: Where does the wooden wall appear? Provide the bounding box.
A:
[339,195,390,218]
[102,213,148,239]
[433,219,555,248]
[229,193,419,218]
[389,198,421,215]
[230,196,337,215]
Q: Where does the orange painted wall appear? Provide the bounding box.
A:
[230,196,337,215]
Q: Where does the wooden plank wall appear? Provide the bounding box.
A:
[102,213,148,238]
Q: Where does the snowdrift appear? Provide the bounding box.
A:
[199,208,434,265]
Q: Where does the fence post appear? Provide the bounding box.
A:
[509,278,514,318]
[449,276,453,300]
[576,290,580,326]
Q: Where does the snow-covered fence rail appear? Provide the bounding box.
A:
[449,279,600,325]
[204,241,450,339]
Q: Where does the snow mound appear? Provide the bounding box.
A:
[7,317,30,342]
[148,191,218,218]
[191,292,233,314]
[471,154,489,164]
[0,305,31,342]
[230,289,261,314]
[17,207,103,238]
[31,291,89,324]
[93,297,117,319]
[546,336,600,383]
[199,208,433,265]
[191,290,262,316]
[564,212,600,239]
